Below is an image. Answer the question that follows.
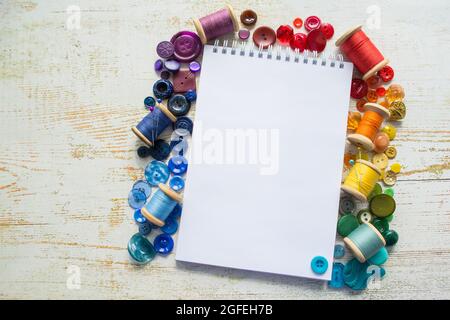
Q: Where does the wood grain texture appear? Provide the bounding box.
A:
[0,0,449,299]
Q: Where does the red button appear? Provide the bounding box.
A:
[252,26,276,49]
[293,17,303,28]
[378,66,394,82]
[306,29,327,53]
[290,33,307,52]
[376,87,386,97]
[276,25,294,45]
[351,78,369,99]
[320,23,334,39]
[305,16,321,32]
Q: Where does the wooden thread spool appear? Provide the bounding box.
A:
[335,25,389,81]
[344,223,386,263]
[141,183,183,227]
[347,103,390,151]
[341,159,381,202]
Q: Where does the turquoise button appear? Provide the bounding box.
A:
[328,262,345,289]
[311,256,328,274]
[127,233,156,265]
[334,244,345,259]
[368,247,389,265]
[344,258,386,290]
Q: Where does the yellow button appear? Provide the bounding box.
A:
[382,124,397,140]
[383,170,397,186]
[390,163,402,174]
[385,146,397,159]
[372,153,389,170]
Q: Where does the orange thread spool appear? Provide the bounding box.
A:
[335,26,389,80]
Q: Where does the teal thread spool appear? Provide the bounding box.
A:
[344,223,386,263]
[141,183,182,227]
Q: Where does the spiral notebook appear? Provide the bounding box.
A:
[176,42,353,280]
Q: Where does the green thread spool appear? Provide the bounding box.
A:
[344,223,386,263]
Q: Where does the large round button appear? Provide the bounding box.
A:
[148,139,171,161]
[153,79,174,100]
[170,31,202,63]
[132,180,152,199]
[337,214,359,237]
[372,153,389,170]
[289,33,307,52]
[339,196,356,215]
[306,29,327,52]
[351,78,369,99]
[240,9,257,26]
[305,16,322,31]
[154,234,174,254]
[173,116,194,135]
[145,160,170,186]
[370,194,396,218]
[320,22,334,39]
[276,25,294,44]
[161,217,179,235]
[128,233,156,264]
[311,256,328,274]
[168,156,188,175]
[128,189,147,209]
[170,175,185,192]
[156,41,174,59]
[252,26,276,49]
[378,65,394,82]
[168,94,191,116]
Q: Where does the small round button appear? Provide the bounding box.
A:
[238,29,250,40]
[383,170,397,186]
[138,221,152,236]
[293,17,303,28]
[382,124,397,140]
[154,234,174,254]
[320,22,334,39]
[168,94,191,117]
[170,31,203,63]
[378,65,394,82]
[184,90,197,103]
[169,203,183,219]
[137,145,151,158]
[372,153,389,170]
[311,256,328,274]
[144,96,156,109]
[357,209,373,224]
[148,140,171,161]
[339,196,356,215]
[145,160,170,186]
[161,217,179,235]
[384,188,394,197]
[337,214,359,237]
[189,61,201,73]
[373,132,390,153]
[132,180,152,199]
[390,163,402,174]
[168,155,188,175]
[306,29,327,52]
[134,209,147,224]
[173,116,194,135]
[153,79,174,100]
[305,16,322,32]
[154,59,164,72]
[334,244,345,259]
[382,229,399,246]
[170,175,185,192]
[160,70,171,80]
[276,25,294,44]
[252,26,276,49]
[156,41,175,59]
[128,233,156,264]
[351,78,368,99]
[240,9,257,26]
[289,33,307,52]
[128,189,147,209]
[370,194,396,218]
[372,218,389,234]
[164,59,181,72]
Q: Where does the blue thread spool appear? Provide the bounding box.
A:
[141,183,183,227]
[344,222,386,263]
[132,103,177,146]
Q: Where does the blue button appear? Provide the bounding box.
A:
[333,244,345,259]
[132,180,152,199]
[127,233,156,264]
[168,156,188,175]
[138,221,152,236]
[128,189,147,209]
[144,96,156,109]
[161,217,179,235]
[169,204,183,219]
[173,116,194,134]
[328,262,345,289]
[311,256,328,274]
[168,94,191,117]
[154,234,174,254]
[145,160,170,186]
[368,247,389,266]
[148,140,171,161]
[152,79,174,100]
[170,176,185,192]
[133,209,147,224]
[184,90,197,103]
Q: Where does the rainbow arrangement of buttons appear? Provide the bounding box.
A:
[126,7,407,292]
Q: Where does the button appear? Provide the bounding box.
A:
[372,218,389,234]
[276,25,294,44]
[328,262,344,289]
[252,26,276,49]
[356,98,367,112]
[311,256,328,274]
[240,9,257,26]
[373,132,389,153]
[138,221,152,236]
[137,145,151,158]
[378,65,394,82]
[368,247,389,265]
[189,61,201,73]
[320,22,334,39]
[160,70,171,80]
[382,229,399,246]
[174,116,194,134]
[385,146,397,159]
[334,244,345,259]
[368,182,382,201]
[128,233,156,264]
[144,96,156,109]
[350,78,368,99]
[161,217,179,235]
[289,33,307,52]
[357,209,373,224]
[390,163,402,174]
[154,233,174,254]
[376,87,386,97]
[337,214,359,237]
[173,69,196,93]
[184,90,197,103]
[156,41,174,59]
[306,29,327,53]
[339,196,356,215]
[148,140,171,161]
[238,29,250,40]
[168,94,191,117]
[134,209,147,224]
[372,153,389,170]
[305,16,321,31]
[389,101,406,121]
[164,59,181,72]
[383,170,397,186]
[370,194,396,218]
[386,84,405,104]
[384,188,394,197]
[170,137,188,156]
[154,59,164,72]
[132,180,152,199]
[382,124,397,140]
[366,89,378,102]
[293,17,303,28]
[170,31,202,63]
[344,258,386,290]
[145,160,170,186]
[168,155,188,175]
[170,175,185,192]
[128,189,147,209]
[169,203,183,219]
[386,214,394,222]
[153,79,174,100]
[366,75,383,89]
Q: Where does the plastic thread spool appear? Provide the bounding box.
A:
[347,103,390,151]
[193,5,240,44]
[341,159,381,202]
[344,223,386,263]
[132,103,177,146]
[335,25,389,81]
[141,183,183,227]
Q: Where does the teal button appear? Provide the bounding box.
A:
[311,256,328,274]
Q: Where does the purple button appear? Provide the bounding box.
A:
[238,29,250,40]
[164,59,180,72]
[160,70,171,80]
[189,61,201,73]
[154,59,164,72]
[170,31,203,63]
[156,41,174,59]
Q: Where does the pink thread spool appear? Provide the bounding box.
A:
[193,5,240,44]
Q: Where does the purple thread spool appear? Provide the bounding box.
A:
[132,103,177,146]
[193,5,239,44]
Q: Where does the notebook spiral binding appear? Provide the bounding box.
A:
[212,39,345,69]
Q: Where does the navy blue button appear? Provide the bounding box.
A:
[144,96,156,109]
[128,233,156,264]
[160,70,171,80]
[328,262,345,289]
[138,221,152,236]
[168,156,188,175]
[128,188,147,209]
[152,79,174,100]
[311,256,328,274]
[168,94,191,117]
[184,90,197,103]
[137,146,151,158]
[134,209,147,224]
[169,203,182,219]
[148,140,171,161]
[334,244,345,259]
[173,116,194,135]
[161,217,179,235]
[169,175,185,191]
[145,160,170,186]
[154,234,174,254]
[132,180,152,199]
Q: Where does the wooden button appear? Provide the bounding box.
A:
[385,146,397,159]
[240,9,257,26]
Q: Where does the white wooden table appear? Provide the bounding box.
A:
[1,0,449,299]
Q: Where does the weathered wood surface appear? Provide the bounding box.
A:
[0,0,449,299]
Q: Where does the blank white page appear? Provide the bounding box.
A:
[176,44,353,280]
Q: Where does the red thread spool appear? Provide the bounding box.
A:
[335,26,389,81]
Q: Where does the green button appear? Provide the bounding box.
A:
[384,188,394,197]
[337,214,360,237]
[383,229,399,246]
[357,209,373,224]
[386,214,394,222]
[372,218,389,234]
[368,183,382,201]
[369,194,396,218]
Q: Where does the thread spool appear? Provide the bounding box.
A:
[347,103,390,151]
[141,183,183,227]
[132,103,177,146]
[193,5,240,44]
[341,159,381,202]
[344,223,386,263]
[335,25,389,81]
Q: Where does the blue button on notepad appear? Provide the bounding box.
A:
[311,256,328,274]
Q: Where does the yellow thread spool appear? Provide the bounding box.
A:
[341,159,381,201]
